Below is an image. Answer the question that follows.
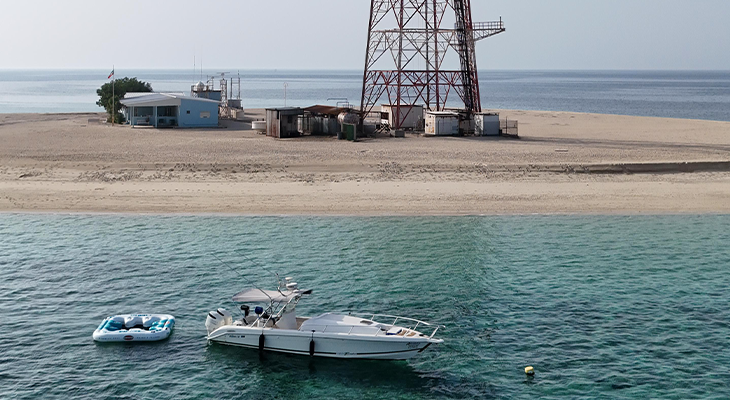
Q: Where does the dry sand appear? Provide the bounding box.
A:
[0,110,729,215]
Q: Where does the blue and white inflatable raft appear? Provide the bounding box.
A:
[93,314,175,342]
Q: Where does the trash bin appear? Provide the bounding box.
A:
[344,124,356,141]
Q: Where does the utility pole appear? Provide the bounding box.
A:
[111,65,115,126]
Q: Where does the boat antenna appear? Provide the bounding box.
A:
[232,249,283,292]
[232,249,313,295]
[211,254,273,302]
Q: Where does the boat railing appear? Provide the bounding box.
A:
[302,324,382,336]
[346,312,444,339]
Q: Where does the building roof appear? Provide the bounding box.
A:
[124,92,186,99]
[304,105,347,116]
[426,111,460,116]
[120,93,220,107]
[266,107,302,111]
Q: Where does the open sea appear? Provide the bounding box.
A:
[1,214,730,399]
[1,70,730,121]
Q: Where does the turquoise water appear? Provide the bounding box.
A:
[1,214,729,399]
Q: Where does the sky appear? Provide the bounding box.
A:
[1,0,728,70]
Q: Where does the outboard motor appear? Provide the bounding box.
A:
[205,308,232,335]
[217,308,233,325]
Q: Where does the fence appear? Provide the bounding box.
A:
[500,119,519,137]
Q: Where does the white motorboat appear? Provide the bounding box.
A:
[93,314,175,342]
[205,278,443,360]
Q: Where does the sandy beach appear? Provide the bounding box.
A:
[1,110,729,215]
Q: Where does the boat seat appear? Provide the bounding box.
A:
[386,327,403,336]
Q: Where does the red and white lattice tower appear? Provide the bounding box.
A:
[360,0,505,129]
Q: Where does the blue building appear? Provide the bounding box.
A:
[120,93,220,128]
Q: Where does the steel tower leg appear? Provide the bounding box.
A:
[360,0,504,130]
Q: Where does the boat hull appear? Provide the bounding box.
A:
[207,326,440,360]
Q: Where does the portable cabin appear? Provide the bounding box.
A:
[424,111,460,136]
[266,107,304,138]
[120,93,220,128]
[381,104,424,130]
[475,113,500,136]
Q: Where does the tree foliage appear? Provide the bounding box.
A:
[96,77,153,123]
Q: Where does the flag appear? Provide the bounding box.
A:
[107,69,115,79]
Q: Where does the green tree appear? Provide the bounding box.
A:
[96,77,153,123]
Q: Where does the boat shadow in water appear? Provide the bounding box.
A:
[204,342,440,394]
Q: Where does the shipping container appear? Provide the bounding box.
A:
[381,104,424,130]
[475,113,500,136]
[424,111,460,136]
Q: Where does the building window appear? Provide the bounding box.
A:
[186,110,190,114]
[200,112,210,119]
[158,106,177,117]
[134,107,153,117]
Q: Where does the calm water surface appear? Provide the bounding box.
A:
[1,70,729,121]
[1,214,729,399]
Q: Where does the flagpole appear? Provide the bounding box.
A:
[111,65,115,126]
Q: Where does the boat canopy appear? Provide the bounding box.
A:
[232,288,306,303]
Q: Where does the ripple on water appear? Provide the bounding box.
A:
[0,214,729,399]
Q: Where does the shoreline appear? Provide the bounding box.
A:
[1,110,729,216]
[2,209,730,217]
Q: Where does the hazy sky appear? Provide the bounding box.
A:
[1,0,728,70]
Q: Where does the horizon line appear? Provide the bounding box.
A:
[2,68,730,73]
